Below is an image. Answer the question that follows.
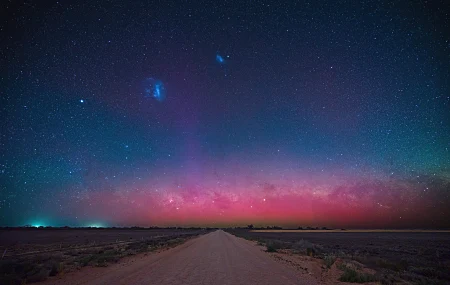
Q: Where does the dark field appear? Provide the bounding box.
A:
[227,230,450,284]
[0,228,206,256]
[0,228,207,284]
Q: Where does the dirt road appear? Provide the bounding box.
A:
[45,230,317,285]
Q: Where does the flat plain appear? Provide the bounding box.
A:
[1,228,450,284]
[0,228,206,284]
[228,229,450,284]
[0,228,205,256]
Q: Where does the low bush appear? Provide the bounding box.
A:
[292,239,313,250]
[265,240,284,252]
[266,244,278,252]
[77,255,94,267]
[26,267,49,283]
[0,259,54,284]
[75,249,121,267]
[126,242,149,252]
[92,250,121,266]
[167,238,184,246]
[339,264,377,283]
[48,261,63,276]
[324,255,336,268]
[292,239,323,256]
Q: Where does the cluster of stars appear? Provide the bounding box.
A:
[0,0,449,228]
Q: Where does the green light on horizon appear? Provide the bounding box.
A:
[28,218,50,228]
[88,223,104,228]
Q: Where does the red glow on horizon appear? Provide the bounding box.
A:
[58,170,448,228]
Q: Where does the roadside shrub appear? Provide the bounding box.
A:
[292,239,323,256]
[0,259,50,284]
[306,247,315,257]
[167,238,184,246]
[126,242,145,251]
[324,255,336,268]
[90,250,121,266]
[48,261,63,276]
[77,255,93,267]
[266,244,278,252]
[127,242,150,252]
[266,240,284,252]
[26,267,49,283]
[339,264,377,283]
[0,256,67,284]
[293,239,313,251]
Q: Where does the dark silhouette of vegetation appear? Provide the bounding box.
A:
[324,255,336,268]
[265,240,284,252]
[338,264,377,283]
[0,231,205,284]
[266,244,278,252]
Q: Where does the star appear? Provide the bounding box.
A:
[2,0,449,230]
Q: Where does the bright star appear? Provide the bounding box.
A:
[80,99,84,103]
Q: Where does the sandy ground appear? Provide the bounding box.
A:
[42,230,318,285]
[269,250,377,285]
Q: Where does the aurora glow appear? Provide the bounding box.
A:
[1,1,449,228]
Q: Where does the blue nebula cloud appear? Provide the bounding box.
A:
[143,78,165,102]
[216,54,225,64]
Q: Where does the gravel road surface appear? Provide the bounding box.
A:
[44,230,316,285]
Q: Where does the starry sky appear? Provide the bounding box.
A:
[1,0,450,228]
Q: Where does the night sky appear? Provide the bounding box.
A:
[1,1,449,228]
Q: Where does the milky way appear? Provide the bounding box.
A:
[1,1,449,228]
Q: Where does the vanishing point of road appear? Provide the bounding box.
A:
[45,230,317,285]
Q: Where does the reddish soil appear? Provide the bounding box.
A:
[41,230,318,285]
